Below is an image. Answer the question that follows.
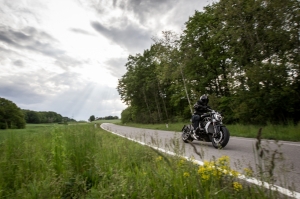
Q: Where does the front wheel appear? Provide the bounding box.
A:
[182,125,193,143]
[211,126,230,149]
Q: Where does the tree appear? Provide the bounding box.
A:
[22,110,65,123]
[0,97,26,129]
[211,0,300,124]
[117,0,300,125]
[23,110,41,123]
[89,115,95,122]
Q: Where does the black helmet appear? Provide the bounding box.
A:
[199,95,209,105]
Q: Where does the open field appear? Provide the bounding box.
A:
[0,123,294,198]
[114,122,300,142]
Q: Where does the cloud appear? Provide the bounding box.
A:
[0,74,48,105]
[94,0,173,25]
[118,0,173,23]
[54,56,86,70]
[0,70,84,103]
[0,26,57,45]
[69,28,95,36]
[91,20,152,54]
[104,57,128,78]
[88,0,209,54]
[16,81,125,120]
[0,66,126,120]
[0,26,85,71]
[120,0,209,33]
[0,26,60,56]
[0,0,209,120]
[13,60,25,67]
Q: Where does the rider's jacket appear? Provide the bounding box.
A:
[193,100,211,116]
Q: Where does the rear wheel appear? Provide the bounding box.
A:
[211,126,230,149]
[182,125,193,143]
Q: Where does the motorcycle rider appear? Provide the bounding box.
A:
[191,94,211,136]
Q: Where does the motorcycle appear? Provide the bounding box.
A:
[181,109,230,149]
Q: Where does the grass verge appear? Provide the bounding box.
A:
[0,124,294,198]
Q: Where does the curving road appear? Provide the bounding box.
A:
[100,123,300,197]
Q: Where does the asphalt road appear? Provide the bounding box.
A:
[100,123,300,196]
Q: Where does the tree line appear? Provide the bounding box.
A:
[0,97,76,129]
[22,110,76,124]
[0,97,26,129]
[117,0,299,125]
[96,116,119,120]
[88,115,119,122]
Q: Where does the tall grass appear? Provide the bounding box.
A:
[227,123,300,141]
[0,124,292,198]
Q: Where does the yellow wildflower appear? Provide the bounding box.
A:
[230,170,239,177]
[198,166,205,174]
[198,160,221,182]
[217,156,230,165]
[224,170,229,175]
[201,174,210,181]
[233,182,243,191]
[212,169,218,176]
[156,156,163,161]
[243,168,253,177]
[183,172,190,177]
[177,158,186,167]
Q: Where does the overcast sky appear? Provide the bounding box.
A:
[0,0,213,121]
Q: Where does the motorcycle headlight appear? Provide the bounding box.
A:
[214,113,222,122]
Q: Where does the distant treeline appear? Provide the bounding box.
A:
[1,97,77,129]
[96,116,119,120]
[22,109,76,124]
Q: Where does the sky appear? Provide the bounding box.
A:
[0,0,213,121]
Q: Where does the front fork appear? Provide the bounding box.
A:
[212,123,223,138]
